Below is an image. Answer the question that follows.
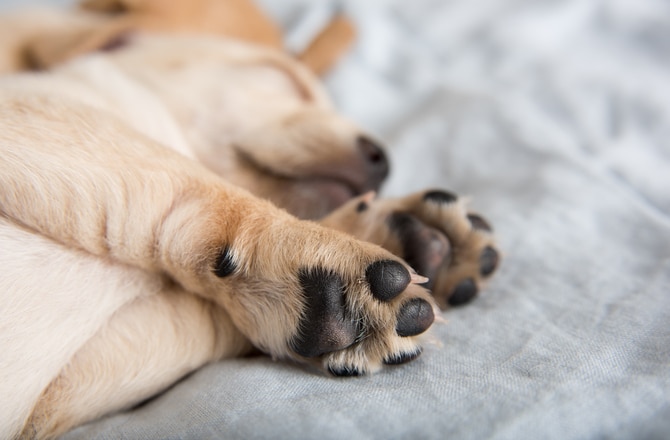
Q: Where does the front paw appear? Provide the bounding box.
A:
[293,261,433,376]
[205,216,436,375]
[321,190,501,309]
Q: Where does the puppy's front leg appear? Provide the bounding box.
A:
[1,97,436,374]
[0,96,258,279]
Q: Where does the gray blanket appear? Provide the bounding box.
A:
[3,0,669,438]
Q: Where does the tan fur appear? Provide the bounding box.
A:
[0,0,355,75]
[80,0,284,48]
[0,8,106,73]
[323,193,499,309]
[1,12,501,436]
[0,35,435,439]
[296,14,356,75]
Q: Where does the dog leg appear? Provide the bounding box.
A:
[321,190,501,309]
[21,290,250,439]
[1,97,435,374]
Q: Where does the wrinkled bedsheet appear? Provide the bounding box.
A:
[2,0,668,438]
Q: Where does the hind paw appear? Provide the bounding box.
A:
[321,190,500,309]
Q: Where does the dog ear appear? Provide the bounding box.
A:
[297,15,356,76]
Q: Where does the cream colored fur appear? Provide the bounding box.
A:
[0,35,433,438]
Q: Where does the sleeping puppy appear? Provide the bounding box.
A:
[0,34,499,438]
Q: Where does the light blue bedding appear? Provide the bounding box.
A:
[2,0,668,438]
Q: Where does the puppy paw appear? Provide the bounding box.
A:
[204,216,436,376]
[321,190,500,309]
[293,262,434,375]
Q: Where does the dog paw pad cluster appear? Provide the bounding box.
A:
[288,260,434,375]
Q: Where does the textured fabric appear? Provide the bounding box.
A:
[1,0,668,438]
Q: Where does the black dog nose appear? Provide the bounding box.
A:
[357,135,390,187]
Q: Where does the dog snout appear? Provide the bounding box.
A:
[357,135,389,189]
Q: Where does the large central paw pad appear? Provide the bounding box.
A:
[322,190,501,309]
[291,268,358,358]
[291,260,434,375]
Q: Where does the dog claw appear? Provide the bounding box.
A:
[410,273,430,285]
[468,213,493,232]
[423,189,458,205]
[383,347,423,365]
[213,246,236,277]
[328,365,362,377]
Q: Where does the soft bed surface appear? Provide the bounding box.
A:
[2,0,667,438]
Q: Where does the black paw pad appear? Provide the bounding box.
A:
[423,190,457,205]
[213,246,236,277]
[468,213,493,232]
[365,260,411,302]
[384,347,423,365]
[388,212,450,289]
[396,298,435,337]
[291,268,358,358]
[480,246,499,277]
[448,278,478,306]
[328,365,362,377]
